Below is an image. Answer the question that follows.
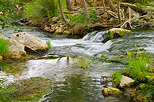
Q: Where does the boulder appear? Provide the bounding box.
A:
[104,28,131,42]
[0,35,26,59]
[102,87,121,96]
[9,38,26,59]
[11,32,48,52]
[120,75,134,88]
[0,35,9,40]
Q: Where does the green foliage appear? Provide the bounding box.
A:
[24,0,58,18]
[112,72,122,85]
[126,52,152,82]
[46,40,52,48]
[0,0,25,27]
[24,0,66,19]
[0,40,9,57]
[112,51,153,86]
[73,57,92,68]
[66,9,99,26]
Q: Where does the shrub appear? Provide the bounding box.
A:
[0,0,26,28]
[66,9,99,26]
[24,0,67,19]
[24,0,58,18]
[0,40,9,57]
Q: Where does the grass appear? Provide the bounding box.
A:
[126,52,152,82]
[0,40,9,57]
[46,40,52,49]
[112,51,153,84]
[112,71,122,86]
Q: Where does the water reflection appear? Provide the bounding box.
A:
[41,74,129,102]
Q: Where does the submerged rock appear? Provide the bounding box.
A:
[1,77,53,101]
[12,32,48,52]
[120,75,134,88]
[104,28,131,42]
[102,87,121,96]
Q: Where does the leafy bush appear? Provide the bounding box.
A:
[0,40,9,57]
[0,0,25,27]
[24,0,58,18]
[24,0,67,19]
[66,9,99,26]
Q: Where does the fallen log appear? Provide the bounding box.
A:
[120,3,146,14]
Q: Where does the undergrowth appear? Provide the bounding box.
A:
[24,0,67,19]
[66,9,99,26]
[0,40,9,57]
[112,51,153,84]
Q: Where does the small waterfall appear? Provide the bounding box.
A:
[82,31,108,42]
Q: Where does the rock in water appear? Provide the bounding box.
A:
[102,87,121,96]
[12,32,48,52]
[9,38,26,59]
[104,28,131,42]
[120,75,134,88]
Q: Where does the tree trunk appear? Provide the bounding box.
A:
[117,0,122,23]
[66,0,73,11]
[102,0,106,12]
[58,0,71,26]
[107,0,117,12]
[83,0,90,24]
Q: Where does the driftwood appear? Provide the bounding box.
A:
[120,3,146,14]
[121,15,147,28]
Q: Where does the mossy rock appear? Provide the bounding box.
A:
[102,87,121,96]
[104,28,131,42]
[0,77,53,102]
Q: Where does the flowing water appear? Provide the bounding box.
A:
[0,25,154,102]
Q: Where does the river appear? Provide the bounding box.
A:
[0,25,154,102]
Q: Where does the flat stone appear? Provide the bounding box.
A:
[120,75,134,88]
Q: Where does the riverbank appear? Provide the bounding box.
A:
[102,52,154,102]
[0,26,154,101]
[20,1,154,36]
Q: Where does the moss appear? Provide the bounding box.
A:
[104,28,131,42]
[102,87,121,96]
[73,57,92,68]
[0,77,53,102]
